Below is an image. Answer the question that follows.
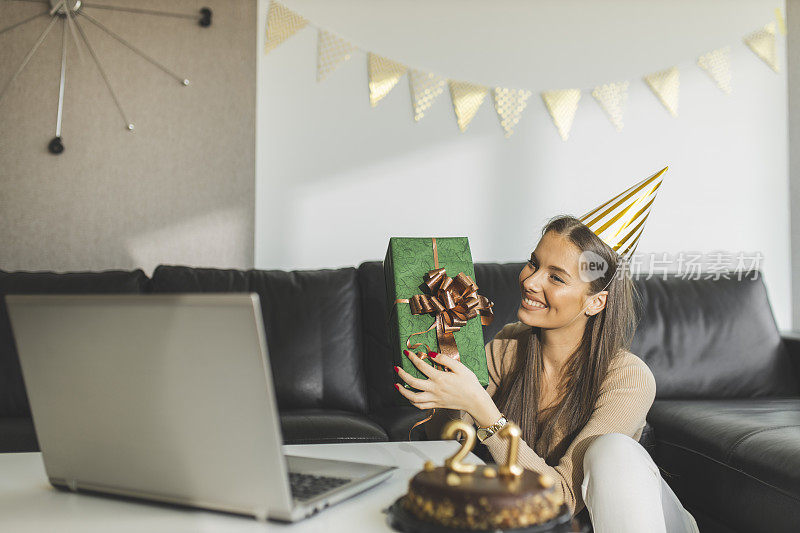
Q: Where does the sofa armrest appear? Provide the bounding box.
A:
[780,331,800,385]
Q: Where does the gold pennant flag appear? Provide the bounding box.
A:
[775,8,787,36]
[368,54,407,107]
[697,47,732,94]
[264,0,307,55]
[317,30,357,82]
[493,88,531,138]
[744,22,779,73]
[592,81,629,132]
[409,70,446,121]
[541,89,581,141]
[644,67,680,117]
[449,81,488,132]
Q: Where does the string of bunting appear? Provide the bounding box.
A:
[264,0,786,141]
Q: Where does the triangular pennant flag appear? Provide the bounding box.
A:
[592,81,629,132]
[643,67,680,117]
[317,30,357,82]
[368,54,407,107]
[775,8,787,36]
[264,1,307,55]
[541,89,581,141]
[449,81,488,132]
[408,70,446,121]
[744,22,779,73]
[697,47,732,94]
[493,88,531,138]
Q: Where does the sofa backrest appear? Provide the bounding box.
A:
[0,269,149,418]
[630,270,799,398]
[150,265,368,415]
[359,262,799,410]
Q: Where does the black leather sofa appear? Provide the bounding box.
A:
[1,264,798,533]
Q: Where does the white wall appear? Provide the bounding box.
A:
[256,0,791,329]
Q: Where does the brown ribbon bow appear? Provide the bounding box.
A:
[405,268,494,361]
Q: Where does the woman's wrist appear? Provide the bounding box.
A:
[467,388,503,428]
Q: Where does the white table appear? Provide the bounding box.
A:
[0,441,484,532]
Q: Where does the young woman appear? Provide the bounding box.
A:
[395,215,699,533]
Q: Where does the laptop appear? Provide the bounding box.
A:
[6,293,395,522]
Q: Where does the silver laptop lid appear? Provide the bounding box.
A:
[6,293,294,520]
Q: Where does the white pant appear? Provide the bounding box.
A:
[581,433,700,533]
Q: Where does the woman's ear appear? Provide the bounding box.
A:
[584,290,609,316]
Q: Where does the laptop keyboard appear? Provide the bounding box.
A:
[289,472,352,501]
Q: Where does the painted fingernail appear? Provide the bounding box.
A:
[429,352,437,358]
[394,383,400,391]
[403,350,410,356]
[393,366,400,373]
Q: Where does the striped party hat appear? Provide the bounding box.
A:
[579,166,668,261]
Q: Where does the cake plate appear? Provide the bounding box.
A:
[385,496,589,533]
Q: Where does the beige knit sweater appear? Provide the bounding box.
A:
[431,321,657,517]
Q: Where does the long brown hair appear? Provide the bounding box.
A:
[491,215,640,465]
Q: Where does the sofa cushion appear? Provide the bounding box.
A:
[150,266,368,414]
[648,398,800,532]
[280,410,387,444]
[0,269,149,418]
[630,271,799,398]
[356,262,395,412]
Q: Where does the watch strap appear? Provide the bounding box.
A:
[476,415,507,442]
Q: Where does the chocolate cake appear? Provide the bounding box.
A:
[403,461,565,530]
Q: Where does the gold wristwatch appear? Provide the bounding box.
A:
[476,414,507,442]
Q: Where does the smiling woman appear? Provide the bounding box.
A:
[394,171,699,532]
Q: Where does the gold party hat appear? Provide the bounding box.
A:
[579,166,668,260]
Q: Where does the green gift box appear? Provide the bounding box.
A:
[384,237,493,393]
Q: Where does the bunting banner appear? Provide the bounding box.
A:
[449,81,488,132]
[644,67,680,117]
[493,88,531,138]
[697,47,732,94]
[744,22,779,73]
[368,54,407,107]
[317,30,357,82]
[541,89,581,141]
[775,8,787,36]
[409,70,447,121]
[264,0,306,55]
[592,81,629,132]
[262,0,786,139]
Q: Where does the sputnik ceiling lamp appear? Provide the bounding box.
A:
[0,0,212,154]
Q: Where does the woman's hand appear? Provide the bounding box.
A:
[395,350,503,428]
